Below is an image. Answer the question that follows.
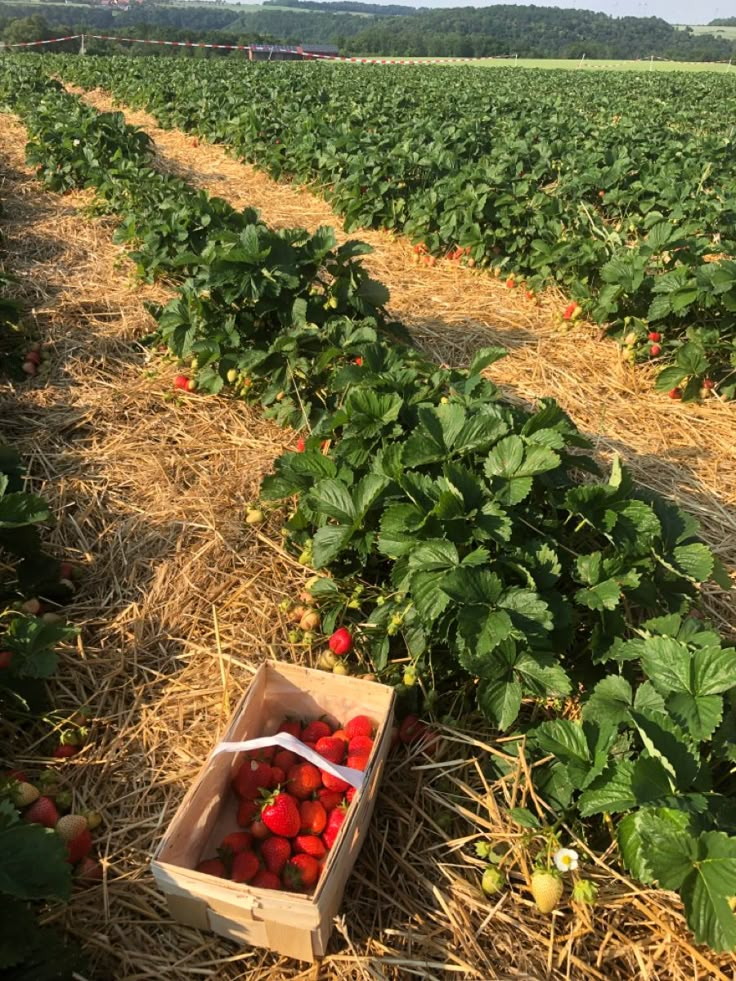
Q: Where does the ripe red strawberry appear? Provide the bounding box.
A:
[233,759,273,800]
[270,766,285,786]
[299,800,327,835]
[219,831,252,855]
[328,627,352,656]
[562,302,577,320]
[344,715,374,740]
[668,387,683,400]
[296,437,306,453]
[301,720,332,743]
[648,331,661,342]
[4,769,27,782]
[703,378,715,390]
[353,356,363,366]
[294,834,326,859]
[345,787,357,804]
[649,344,661,357]
[322,807,347,850]
[237,798,257,827]
[321,769,350,792]
[505,276,515,289]
[261,792,301,838]
[252,869,281,890]
[346,753,368,772]
[173,375,190,391]
[59,561,75,581]
[53,745,78,759]
[0,650,13,669]
[24,796,59,828]
[315,736,345,765]
[288,762,323,800]
[331,728,348,743]
[398,714,427,743]
[316,788,343,812]
[277,718,303,740]
[66,829,92,864]
[249,818,270,841]
[273,749,297,772]
[282,854,320,892]
[348,735,373,756]
[231,850,260,883]
[261,836,291,875]
[196,858,227,878]
[76,856,103,883]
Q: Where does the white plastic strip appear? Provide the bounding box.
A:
[212,731,365,789]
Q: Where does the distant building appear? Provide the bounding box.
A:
[297,44,339,57]
[248,44,303,61]
[248,43,339,62]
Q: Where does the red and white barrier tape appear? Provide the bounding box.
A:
[2,34,733,66]
[85,33,253,50]
[5,34,82,48]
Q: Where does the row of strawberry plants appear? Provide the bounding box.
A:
[4,59,736,951]
[45,54,736,400]
[0,450,96,977]
[1,176,99,978]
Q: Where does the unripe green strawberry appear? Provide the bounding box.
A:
[572,879,598,905]
[83,810,103,831]
[530,871,564,913]
[11,782,40,809]
[226,369,238,384]
[481,866,505,896]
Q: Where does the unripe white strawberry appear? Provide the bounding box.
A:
[11,782,40,808]
[530,871,564,913]
[55,813,88,843]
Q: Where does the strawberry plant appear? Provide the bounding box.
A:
[3,61,735,952]
[44,54,736,399]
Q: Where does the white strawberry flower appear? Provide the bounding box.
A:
[553,847,579,873]
[73,139,80,146]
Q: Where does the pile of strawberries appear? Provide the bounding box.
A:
[20,341,46,378]
[196,713,376,893]
[7,770,102,883]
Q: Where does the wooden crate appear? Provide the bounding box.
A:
[151,660,395,962]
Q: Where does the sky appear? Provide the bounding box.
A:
[312,0,732,24]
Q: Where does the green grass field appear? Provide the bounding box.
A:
[678,24,736,40]
[403,56,734,72]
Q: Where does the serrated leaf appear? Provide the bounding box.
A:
[582,675,633,725]
[0,824,71,900]
[508,806,541,829]
[477,675,522,730]
[575,578,621,611]
[311,525,353,567]
[672,543,714,583]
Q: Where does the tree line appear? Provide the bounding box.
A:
[0,1,734,62]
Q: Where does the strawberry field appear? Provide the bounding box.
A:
[46,53,736,400]
[1,53,736,979]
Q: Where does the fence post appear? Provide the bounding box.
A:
[79,34,86,56]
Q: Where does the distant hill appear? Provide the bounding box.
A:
[1,0,735,61]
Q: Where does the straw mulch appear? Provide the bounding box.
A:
[79,88,736,635]
[1,99,735,981]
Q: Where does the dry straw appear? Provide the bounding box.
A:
[0,90,734,981]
